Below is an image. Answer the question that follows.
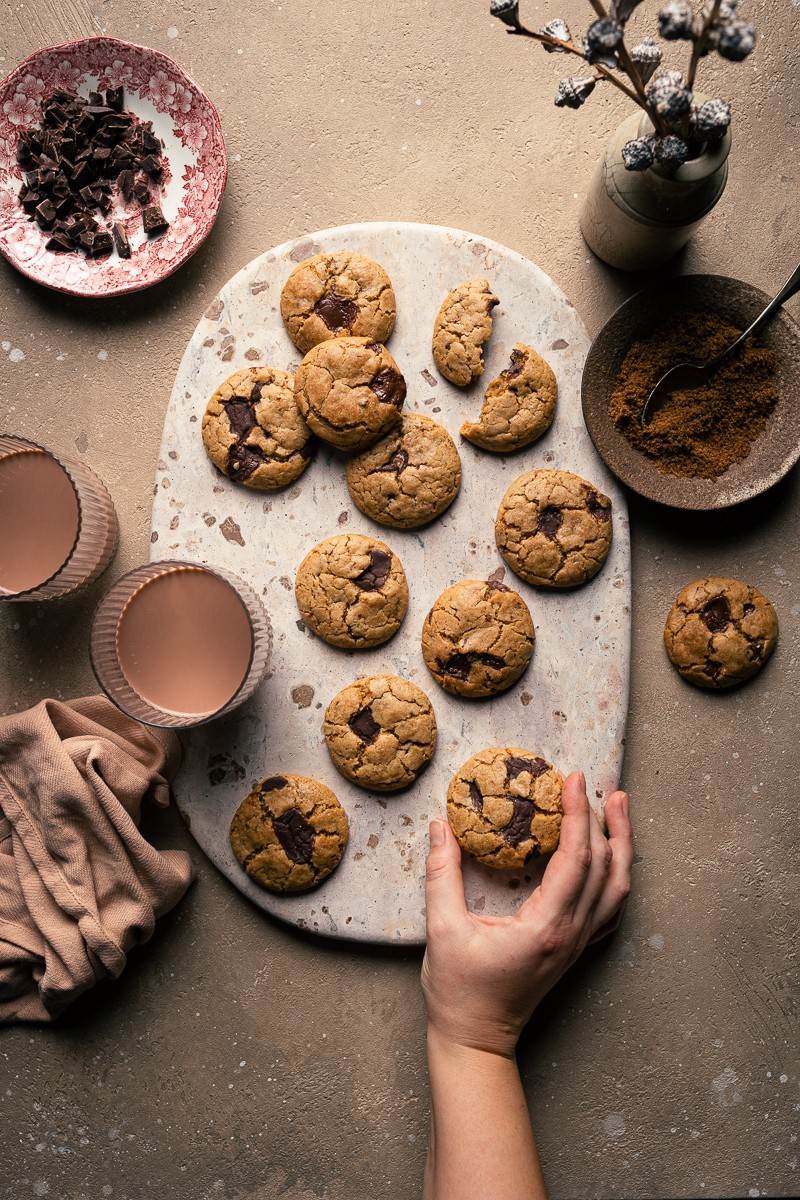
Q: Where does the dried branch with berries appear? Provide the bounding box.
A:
[489,1,756,173]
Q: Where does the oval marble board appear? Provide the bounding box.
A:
[151,221,630,945]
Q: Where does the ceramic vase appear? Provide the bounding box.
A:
[579,108,731,271]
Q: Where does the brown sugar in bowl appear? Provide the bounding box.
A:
[581,275,800,510]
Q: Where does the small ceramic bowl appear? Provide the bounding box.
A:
[581,275,800,510]
[0,36,227,297]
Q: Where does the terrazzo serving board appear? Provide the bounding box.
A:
[151,221,630,945]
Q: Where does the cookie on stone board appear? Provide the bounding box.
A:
[495,468,613,589]
[280,251,397,354]
[421,574,535,698]
[345,411,462,529]
[230,773,349,893]
[460,343,557,453]
[432,278,499,387]
[447,747,563,870]
[294,336,406,451]
[295,532,408,650]
[663,576,778,690]
[323,674,437,792]
[201,366,314,490]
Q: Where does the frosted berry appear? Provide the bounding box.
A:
[554,76,596,109]
[489,0,520,28]
[583,18,624,66]
[716,19,756,61]
[654,135,689,170]
[693,98,732,140]
[630,37,663,84]
[646,71,693,122]
[540,18,571,52]
[658,1,695,40]
[621,137,655,172]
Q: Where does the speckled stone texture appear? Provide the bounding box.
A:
[0,2,797,1199]
[153,220,629,943]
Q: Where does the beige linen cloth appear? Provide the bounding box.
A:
[0,695,193,1023]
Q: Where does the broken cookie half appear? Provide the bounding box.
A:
[461,342,558,453]
[431,277,499,387]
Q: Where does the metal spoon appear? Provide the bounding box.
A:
[640,261,800,426]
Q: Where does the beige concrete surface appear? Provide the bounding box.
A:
[1,2,798,1197]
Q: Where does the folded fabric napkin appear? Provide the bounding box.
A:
[0,695,193,1023]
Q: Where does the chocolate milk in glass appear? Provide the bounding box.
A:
[0,449,80,593]
[115,566,254,716]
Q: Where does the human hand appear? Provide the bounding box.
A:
[421,773,632,1058]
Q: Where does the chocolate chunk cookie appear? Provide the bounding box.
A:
[422,575,535,698]
[323,674,437,792]
[280,251,397,354]
[294,336,406,451]
[461,343,558,453]
[202,366,314,490]
[345,412,462,529]
[295,533,408,649]
[447,747,563,870]
[664,576,778,690]
[229,773,349,893]
[432,278,499,387]
[495,468,613,589]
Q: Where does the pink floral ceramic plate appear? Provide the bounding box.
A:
[0,37,227,297]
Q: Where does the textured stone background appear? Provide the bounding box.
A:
[0,2,798,1198]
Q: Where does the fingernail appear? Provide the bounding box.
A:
[578,771,586,789]
[622,792,630,818]
[429,819,446,846]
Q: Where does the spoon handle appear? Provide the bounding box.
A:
[711,261,800,369]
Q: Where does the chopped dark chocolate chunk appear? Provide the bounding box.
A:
[503,798,533,846]
[370,368,407,408]
[34,198,56,228]
[139,154,163,180]
[272,808,315,864]
[228,443,267,482]
[701,596,731,633]
[260,776,288,792]
[13,83,168,260]
[376,448,409,475]
[133,176,151,204]
[348,706,381,744]
[506,755,548,782]
[537,506,563,539]
[440,651,506,680]
[112,222,131,258]
[314,293,358,332]
[105,86,124,112]
[89,230,113,256]
[45,231,73,252]
[141,203,169,237]
[117,168,135,200]
[352,549,392,592]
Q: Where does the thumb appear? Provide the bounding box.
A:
[425,819,467,932]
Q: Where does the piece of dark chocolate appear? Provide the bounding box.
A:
[141,203,169,237]
[138,154,162,180]
[34,198,56,228]
[112,222,131,258]
[133,176,150,204]
[117,168,135,200]
[105,86,124,112]
[15,84,171,260]
[45,231,73,252]
[90,230,113,256]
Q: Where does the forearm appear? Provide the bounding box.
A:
[424,1025,548,1200]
